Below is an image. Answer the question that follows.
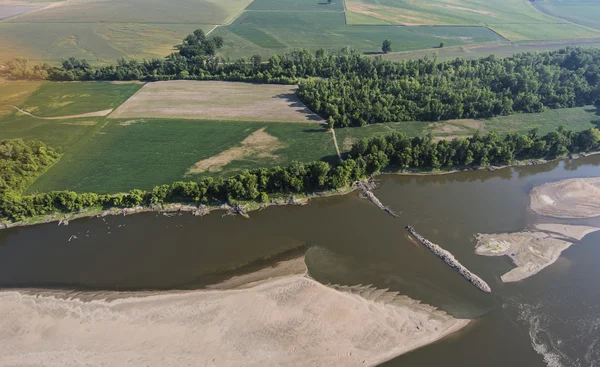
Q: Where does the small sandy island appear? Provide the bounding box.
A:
[0,257,468,367]
[530,177,600,218]
[475,224,600,282]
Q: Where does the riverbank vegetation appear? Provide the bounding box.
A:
[2,126,599,223]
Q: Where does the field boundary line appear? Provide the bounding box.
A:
[484,26,511,42]
[8,105,113,119]
[331,128,342,163]
[207,6,249,35]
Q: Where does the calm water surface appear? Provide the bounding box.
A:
[1,156,600,366]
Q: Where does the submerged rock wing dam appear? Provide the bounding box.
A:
[406,225,491,293]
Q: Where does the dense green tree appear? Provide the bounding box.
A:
[382,40,392,54]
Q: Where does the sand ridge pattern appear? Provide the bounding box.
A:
[109,80,323,123]
[9,105,113,120]
[530,177,600,218]
[187,127,284,174]
[0,259,469,367]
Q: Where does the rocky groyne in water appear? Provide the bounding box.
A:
[354,181,399,217]
[406,225,491,293]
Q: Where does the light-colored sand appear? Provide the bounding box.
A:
[530,178,600,218]
[475,224,600,282]
[9,105,113,119]
[187,127,283,174]
[109,80,323,123]
[0,266,468,366]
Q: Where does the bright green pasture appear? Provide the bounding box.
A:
[488,22,600,42]
[247,0,344,11]
[25,119,337,194]
[533,0,600,30]
[345,0,561,26]
[0,23,209,64]
[213,11,504,59]
[20,82,142,117]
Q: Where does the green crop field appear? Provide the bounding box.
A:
[488,22,600,42]
[533,0,600,30]
[24,119,337,194]
[247,0,343,11]
[213,11,504,59]
[18,82,143,117]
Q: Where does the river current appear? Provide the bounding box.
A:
[1,156,600,366]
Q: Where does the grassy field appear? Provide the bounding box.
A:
[0,0,249,64]
[533,0,600,30]
[345,0,563,25]
[335,106,600,149]
[246,0,344,11]
[377,40,600,62]
[24,119,337,193]
[488,22,600,42]
[213,11,504,59]
[19,82,143,117]
[0,80,42,117]
[5,0,252,24]
[109,81,322,123]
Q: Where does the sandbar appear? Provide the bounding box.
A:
[0,258,468,367]
[530,178,600,218]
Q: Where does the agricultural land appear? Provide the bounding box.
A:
[4,0,600,65]
[1,79,599,194]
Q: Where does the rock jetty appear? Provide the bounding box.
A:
[354,181,399,217]
[405,225,491,293]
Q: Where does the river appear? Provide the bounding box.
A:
[1,155,600,366]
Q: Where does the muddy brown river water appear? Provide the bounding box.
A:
[1,156,600,366]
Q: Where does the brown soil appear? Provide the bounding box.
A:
[187,127,284,174]
[109,81,323,123]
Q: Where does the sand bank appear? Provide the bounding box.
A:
[0,259,468,367]
[530,177,600,218]
[475,224,600,282]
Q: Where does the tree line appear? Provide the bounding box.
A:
[3,30,600,126]
[2,127,599,222]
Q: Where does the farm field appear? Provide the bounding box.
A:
[109,81,322,123]
[377,40,600,62]
[0,0,247,64]
[533,0,600,30]
[345,0,561,25]
[212,11,504,59]
[487,22,600,42]
[246,0,343,11]
[19,82,143,117]
[0,4,43,20]
[0,79,42,117]
[24,119,337,194]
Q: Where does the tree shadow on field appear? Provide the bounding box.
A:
[272,93,323,122]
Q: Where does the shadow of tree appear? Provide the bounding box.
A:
[272,93,323,122]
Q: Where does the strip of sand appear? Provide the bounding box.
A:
[9,105,113,119]
[475,224,600,282]
[0,259,469,367]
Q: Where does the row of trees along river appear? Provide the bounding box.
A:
[3,30,600,127]
[2,126,600,222]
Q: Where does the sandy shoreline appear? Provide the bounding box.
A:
[0,257,469,366]
[530,177,600,218]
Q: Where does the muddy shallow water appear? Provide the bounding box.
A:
[2,155,600,366]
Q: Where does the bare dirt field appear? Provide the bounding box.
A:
[109,81,323,123]
[0,257,468,367]
[187,127,284,174]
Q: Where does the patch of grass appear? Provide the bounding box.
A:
[533,0,600,30]
[344,0,561,26]
[247,0,343,11]
[0,23,211,64]
[25,119,337,194]
[335,106,599,151]
[344,12,393,25]
[376,40,600,62]
[214,11,504,59]
[0,80,42,118]
[6,0,252,24]
[19,82,142,117]
[488,22,600,42]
